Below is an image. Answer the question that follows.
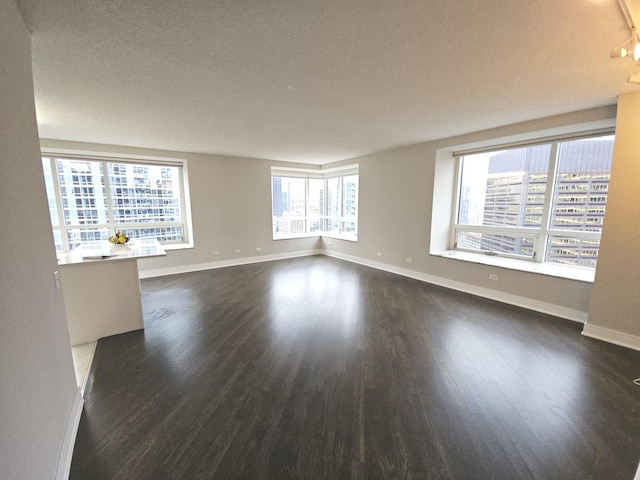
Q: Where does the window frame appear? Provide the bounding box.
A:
[451,133,613,270]
[42,150,194,253]
[271,165,359,241]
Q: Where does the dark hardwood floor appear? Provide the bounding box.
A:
[70,255,640,479]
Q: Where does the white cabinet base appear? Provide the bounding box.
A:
[61,259,144,346]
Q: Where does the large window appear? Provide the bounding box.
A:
[271,166,358,240]
[42,154,192,252]
[453,134,614,269]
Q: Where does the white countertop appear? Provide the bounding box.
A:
[58,238,167,266]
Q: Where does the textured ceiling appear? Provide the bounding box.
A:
[16,0,640,164]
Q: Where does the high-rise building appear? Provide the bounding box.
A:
[460,139,613,267]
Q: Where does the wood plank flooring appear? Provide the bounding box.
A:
[70,255,640,479]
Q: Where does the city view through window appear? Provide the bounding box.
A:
[272,174,358,240]
[42,157,188,252]
[455,135,614,268]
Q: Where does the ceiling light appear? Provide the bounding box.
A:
[610,27,640,60]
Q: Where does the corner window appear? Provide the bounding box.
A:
[454,134,614,269]
[42,154,193,253]
[271,166,358,241]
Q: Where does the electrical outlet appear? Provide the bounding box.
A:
[234,249,240,254]
[327,241,332,245]
[406,258,413,264]
[255,247,261,252]
[377,252,382,257]
[212,251,219,256]
[489,274,499,281]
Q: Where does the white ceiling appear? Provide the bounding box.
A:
[15,0,640,164]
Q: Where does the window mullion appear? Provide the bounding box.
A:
[179,163,190,244]
[50,158,70,252]
[451,157,463,249]
[310,177,314,234]
[338,177,343,235]
[538,143,559,263]
[102,161,116,234]
[323,178,328,233]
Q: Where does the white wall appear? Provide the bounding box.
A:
[0,1,79,479]
[324,107,616,317]
[44,107,618,321]
[0,5,631,479]
[40,139,323,275]
[585,92,640,349]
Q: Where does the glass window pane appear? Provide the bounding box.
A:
[43,156,190,251]
[109,163,183,224]
[52,230,63,253]
[342,175,358,218]
[326,177,340,233]
[66,227,110,250]
[122,226,184,243]
[308,178,324,233]
[549,136,613,233]
[41,158,60,227]
[55,159,107,226]
[341,220,357,234]
[326,178,340,217]
[456,231,536,258]
[459,145,551,228]
[546,236,600,269]
[271,171,359,240]
[272,177,306,237]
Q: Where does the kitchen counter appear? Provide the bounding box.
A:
[59,239,167,346]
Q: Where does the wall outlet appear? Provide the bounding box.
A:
[255,247,261,252]
[327,241,332,245]
[212,251,219,256]
[234,249,240,254]
[406,258,413,264]
[489,274,499,281]
[377,252,382,257]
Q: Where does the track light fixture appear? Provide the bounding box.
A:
[611,0,640,85]
[610,27,640,61]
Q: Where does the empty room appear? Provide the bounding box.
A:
[2,0,640,479]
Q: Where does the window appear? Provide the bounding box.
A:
[453,134,614,269]
[42,154,193,253]
[271,166,359,240]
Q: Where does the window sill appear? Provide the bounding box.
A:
[321,233,358,243]
[273,233,319,241]
[431,250,595,283]
[273,233,358,242]
[162,242,193,251]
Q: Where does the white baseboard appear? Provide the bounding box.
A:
[139,249,322,279]
[139,249,640,349]
[140,247,589,321]
[56,388,84,480]
[581,323,640,351]
[324,251,588,323]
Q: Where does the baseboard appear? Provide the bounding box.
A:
[56,388,84,480]
[581,323,640,351]
[137,248,640,348]
[324,251,588,323]
[140,247,589,321]
[139,249,322,279]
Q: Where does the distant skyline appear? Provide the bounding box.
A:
[457,137,614,268]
